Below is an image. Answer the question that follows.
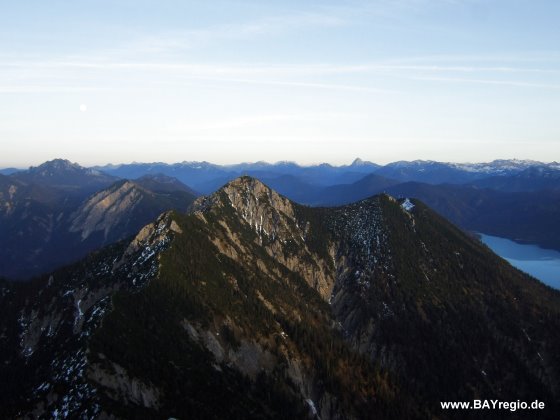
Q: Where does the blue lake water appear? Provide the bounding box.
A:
[479,233,560,290]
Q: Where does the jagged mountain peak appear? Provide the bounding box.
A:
[192,176,297,236]
[37,158,79,169]
[29,158,104,176]
[192,176,292,216]
[489,158,541,166]
[349,157,379,169]
[223,174,268,190]
[221,176,282,202]
[30,159,81,176]
[13,158,116,192]
[118,210,182,265]
[191,176,335,300]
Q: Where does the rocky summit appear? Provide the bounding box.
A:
[1,176,559,419]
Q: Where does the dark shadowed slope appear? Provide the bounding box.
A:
[303,172,560,252]
[470,166,560,192]
[385,182,560,252]
[0,174,196,280]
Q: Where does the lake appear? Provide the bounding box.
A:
[479,233,560,290]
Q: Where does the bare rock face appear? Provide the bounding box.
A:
[0,183,18,215]
[122,212,176,258]
[69,181,146,240]
[192,176,336,301]
[89,361,161,409]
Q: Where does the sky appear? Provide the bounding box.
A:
[1,0,559,167]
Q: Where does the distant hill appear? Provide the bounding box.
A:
[12,159,117,196]
[95,161,234,194]
[384,182,560,251]
[0,167,21,175]
[95,158,381,193]
[470,166,560,192]
[134,173,199,195]
[315,173,401,206]
[374,159,547,184]
[93,158,559,194]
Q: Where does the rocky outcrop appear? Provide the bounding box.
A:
[89,361,161,409]
[192,177,336,300]
[69,181,146,240]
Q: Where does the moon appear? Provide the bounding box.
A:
[79,104,87,112]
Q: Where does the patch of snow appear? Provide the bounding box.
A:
[76,299,83,317]
[401,198,415,212]
[306,399,318,417]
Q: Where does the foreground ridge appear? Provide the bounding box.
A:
[1,176,559,419]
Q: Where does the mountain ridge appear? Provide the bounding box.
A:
[0,173,197,280]
[88,158,560,194]
[2,176,559,418]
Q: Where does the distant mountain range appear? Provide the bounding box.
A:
[84,158,558,194]
[11,159,118,196]
[470,165,560,192]
[2,157,560,281]
[5,158,558,193]
[89,158,381,193]
[1,177,559,418]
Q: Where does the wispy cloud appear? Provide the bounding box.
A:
[168,111,362,132]
[117,12,347,55]
[0,85,104,93]
[157,76,397,94]
[412,76,560,89]
[385,52,560,65]
[6,60,556,74]
[1,7,558,96]
[3,55,558,95]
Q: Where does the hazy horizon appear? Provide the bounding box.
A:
[1,1,559,167]
[2,156,559,171]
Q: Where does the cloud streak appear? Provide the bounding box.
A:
[2,55,557,95]
[114,12,347,55]
[413,76,560,89]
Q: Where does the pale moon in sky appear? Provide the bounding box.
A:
[79,104,87,112]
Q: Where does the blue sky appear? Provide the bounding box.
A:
[1,0,559,166]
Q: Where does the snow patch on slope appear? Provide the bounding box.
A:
[401,198,414,212]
